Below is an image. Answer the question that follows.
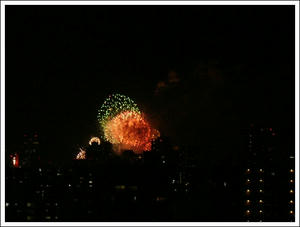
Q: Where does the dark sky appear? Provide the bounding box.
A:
[5,6,295,162]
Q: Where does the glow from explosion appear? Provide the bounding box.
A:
[89,137,101,145]
[76,148,86,160]
[98,94,159,154]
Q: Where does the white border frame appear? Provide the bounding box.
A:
[1,1,299,226]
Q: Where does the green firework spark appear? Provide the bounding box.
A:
[97,94,140,138]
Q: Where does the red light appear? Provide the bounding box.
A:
[12,154,19,168]
[269,128,272,132]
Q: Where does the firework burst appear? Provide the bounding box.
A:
[104,111,160,153]
[98,94,159,153]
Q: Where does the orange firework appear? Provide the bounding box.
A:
[76,148,86,160]
[89,137,101,145]
[104,111,160,153]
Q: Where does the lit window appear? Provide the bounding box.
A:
[246,210,250,215]
[247,179,250,182]
[45,216,51,220]
[27,202,32,207]
[259,179,263,183]
[5,202,9,207]
[246,200,250,205]
[246,189,251,193]
[290,179,294,183]
[115,185,125,190]
[259,189,263,193]
[290,210,294,214]
[246,169,251,173]
[259,169,263,172]
[89,181,93,184]
[290,190,294,194]
[289,200,294,204]
[290,169,294,173]
[259,200,263,204]
[259,210,263,213]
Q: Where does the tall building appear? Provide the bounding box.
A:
[21,132,40,167]
[242,125,295,222]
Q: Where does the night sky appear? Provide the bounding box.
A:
[5,6,295,162]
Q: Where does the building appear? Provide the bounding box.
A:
[21,132,40,167]
[242,124,295,222]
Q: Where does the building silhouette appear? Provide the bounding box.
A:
[5,131,295,222]
[242,125,295,222]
